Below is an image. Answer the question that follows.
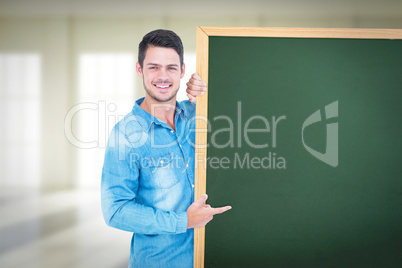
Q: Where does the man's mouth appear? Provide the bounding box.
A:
[154,84,171,92]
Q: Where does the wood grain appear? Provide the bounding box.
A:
[194,26,209,268]
[200,26,402,39]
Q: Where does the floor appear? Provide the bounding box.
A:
[0,188,131,268]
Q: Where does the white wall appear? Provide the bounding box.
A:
[0,18,72,189]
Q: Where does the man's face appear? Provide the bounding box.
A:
[136,46,185,103]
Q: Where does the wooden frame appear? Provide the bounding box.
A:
[194,26,402,268]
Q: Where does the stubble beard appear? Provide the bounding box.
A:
[143,80,179,103]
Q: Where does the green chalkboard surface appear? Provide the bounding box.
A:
[203,34,402,267]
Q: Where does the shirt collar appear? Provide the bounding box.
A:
[132,97,185,132]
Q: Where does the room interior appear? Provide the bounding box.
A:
[0,0,401,267]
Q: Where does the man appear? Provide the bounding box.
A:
[101,29,231,267]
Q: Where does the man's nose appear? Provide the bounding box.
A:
[156,67,169,80]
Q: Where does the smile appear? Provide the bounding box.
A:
[154,84,172,92]
[155,85,170,89]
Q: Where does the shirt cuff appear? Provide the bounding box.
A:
[175,211,188,234]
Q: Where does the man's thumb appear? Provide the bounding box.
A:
[195,194,208,205]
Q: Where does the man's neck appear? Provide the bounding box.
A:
[140,96,177,131]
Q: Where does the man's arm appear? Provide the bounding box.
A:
[101,128,188,235]
[102,128,231,233]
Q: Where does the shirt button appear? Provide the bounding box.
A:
[170,130,174,133]
[192,184,195,188]
[179,144,182,147]
[186,164,189,168]
[160,160,164,164]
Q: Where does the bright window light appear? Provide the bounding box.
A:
[0,53,41,187]
[77,53,135,188]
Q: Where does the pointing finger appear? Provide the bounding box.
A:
[212,206,232,215]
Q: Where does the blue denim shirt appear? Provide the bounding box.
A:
[101,98,196,267]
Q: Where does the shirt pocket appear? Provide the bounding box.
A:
[144,153,180,189]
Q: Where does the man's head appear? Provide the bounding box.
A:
[138,29,184,69]
[136,29,185,104]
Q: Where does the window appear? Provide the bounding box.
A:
[77,53,135,188]
[0,53,41,186]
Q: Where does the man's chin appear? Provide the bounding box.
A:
[156,92,179,102]
[151,93,177,103]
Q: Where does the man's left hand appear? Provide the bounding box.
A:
[186,73,207,103]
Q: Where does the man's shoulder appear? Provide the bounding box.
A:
[113,109,145,135]
[107,109,150,149]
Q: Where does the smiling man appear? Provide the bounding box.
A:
[139,46,182,103]
[101,29,231,267]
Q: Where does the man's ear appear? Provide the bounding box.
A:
[180,63,185,79]
[136,62,143,78]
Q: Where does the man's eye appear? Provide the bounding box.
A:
[150,66,157,70]
[169,67,177,70]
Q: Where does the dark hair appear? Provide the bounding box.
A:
[138,29,184,68]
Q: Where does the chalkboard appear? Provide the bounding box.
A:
[194,27,402,268]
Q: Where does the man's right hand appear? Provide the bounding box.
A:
[186,194,232,229]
